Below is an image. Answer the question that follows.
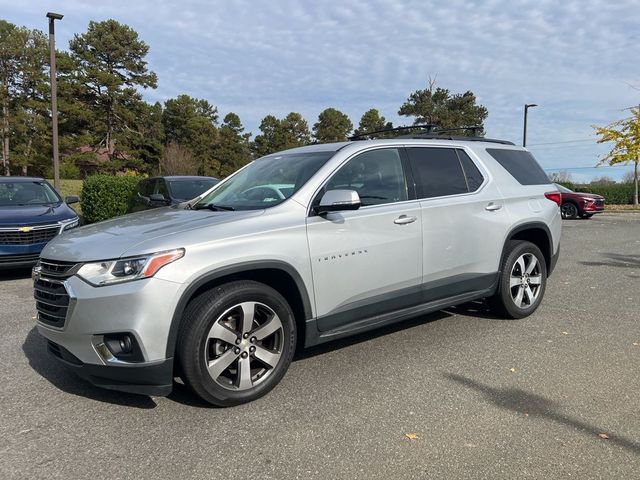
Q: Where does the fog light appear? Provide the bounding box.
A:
[118,335,133,353]
[95,333,144,363]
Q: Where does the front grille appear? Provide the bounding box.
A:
[0,253,40,265]
[39,258,79,277]
[594,199,605,206]
[0,225,59,246]
[34,258,79,328]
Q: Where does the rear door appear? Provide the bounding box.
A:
[406,146,511,295]
[306,147,423,331]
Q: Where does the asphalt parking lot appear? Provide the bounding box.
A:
[1,213,639,479]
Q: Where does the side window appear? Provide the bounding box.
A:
[407,147,468,198]
[457,150,484,192]
[139,180,150,197]
[155,179,169,198]
[324,148,408,207]
[485,148,549,185]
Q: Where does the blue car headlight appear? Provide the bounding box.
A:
[59,217,79,232]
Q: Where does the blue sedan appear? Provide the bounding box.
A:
[0,177,79,268]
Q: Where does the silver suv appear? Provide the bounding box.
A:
[34,136,561,406]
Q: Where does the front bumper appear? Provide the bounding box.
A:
[0,252,41,269]
[45,338,173,396]
[35,274,184,396]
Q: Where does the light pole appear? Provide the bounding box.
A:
[46,12,63,190]
[523,103,537,147]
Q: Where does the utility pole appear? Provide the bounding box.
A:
[47,12,63,190]
[523,103,537,147]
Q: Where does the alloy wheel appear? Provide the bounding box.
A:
[561,203,577,219]
[204,302,283,391]
[509,253,543,308]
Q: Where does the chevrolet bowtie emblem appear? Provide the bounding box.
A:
[19,226,33,232]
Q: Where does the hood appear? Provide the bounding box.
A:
[0,203,77,226]
[42,206,264,262]
[573,192,604,200]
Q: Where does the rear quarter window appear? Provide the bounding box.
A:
[486,148,550,185]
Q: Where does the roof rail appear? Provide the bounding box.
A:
[349,124,437,141]
[399,134,515,145]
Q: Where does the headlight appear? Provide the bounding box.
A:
[76,248,185,286]
[60,217,80,231]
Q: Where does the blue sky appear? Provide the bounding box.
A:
[3,0,639,181]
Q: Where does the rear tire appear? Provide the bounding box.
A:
[488,241,547,319]
[177,280,296,407]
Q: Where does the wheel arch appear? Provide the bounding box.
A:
[166,261,313,358]
[501,222,553,279]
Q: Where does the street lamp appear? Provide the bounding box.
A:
[523,103,537,147]
[46,12,63,191]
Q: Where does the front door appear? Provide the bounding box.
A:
[305,147,423,332]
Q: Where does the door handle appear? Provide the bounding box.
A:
[485,202,503,211]
[394,215,417,225]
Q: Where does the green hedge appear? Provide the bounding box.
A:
[575,184,635,205]
[555,182,635,205]
[81,175,141,224]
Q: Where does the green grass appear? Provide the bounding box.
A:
[48,179,83,217]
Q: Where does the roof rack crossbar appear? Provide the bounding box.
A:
[349,124,438,141]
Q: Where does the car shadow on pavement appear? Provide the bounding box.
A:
[444,373,640,455]
[0,267,33,281]
[443,300,508,320]
[22,327,158,409]
[168,310,455,408]
[580,253,640,269]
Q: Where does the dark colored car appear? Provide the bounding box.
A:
[131,176,219,212]
[555,183,605,219]
[0,177,79,268]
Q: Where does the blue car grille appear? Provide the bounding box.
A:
[0,225,59,246]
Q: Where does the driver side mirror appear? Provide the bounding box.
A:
[314,189,361,215]
[149,193,169,204]
[65,195,79,205]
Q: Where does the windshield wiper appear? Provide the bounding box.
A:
[193,203,235,211]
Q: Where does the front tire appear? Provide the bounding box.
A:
[489,241,547,319]
[561,202,578,219]
[177,280,296,407]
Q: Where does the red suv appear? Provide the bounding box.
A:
[555,184,605,219]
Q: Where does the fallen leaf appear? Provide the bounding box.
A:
[523,412,529,417]
[31,316,36,320]
[510,368,516,373]
[598,433,609,440]
[633,342,639,346]
[561,331,569,335]
[404,433,419,440]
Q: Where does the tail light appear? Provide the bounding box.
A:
[544,191,562,207]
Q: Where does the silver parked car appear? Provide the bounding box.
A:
[34,135,561,406]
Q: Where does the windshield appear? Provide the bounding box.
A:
[0,181,61,206]
[194,151,335,210]
[554,183,573,193]
[168,178,218,201]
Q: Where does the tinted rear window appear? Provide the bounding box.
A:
[486,148,550,185]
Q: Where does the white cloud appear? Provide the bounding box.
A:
[3,0,639,175]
